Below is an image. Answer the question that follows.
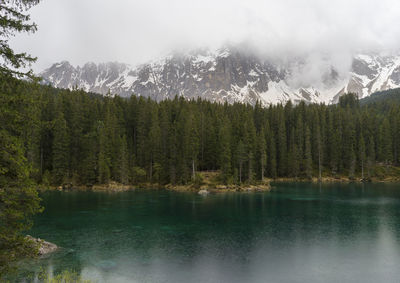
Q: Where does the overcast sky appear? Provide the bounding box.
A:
[10,0,400,72]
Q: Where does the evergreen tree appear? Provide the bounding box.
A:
[268,134,277,178]
[276,110,287,176]
[256,128,267,181]
[287,129,299,178]
[0,0,39,78]
[380,118,392,167]
[168,122,178,184]
[98,123,110,184]
[117,135,129,184]
[52,112,69,184]
[236,140,246,183]
[218,121,231,184]
[0,0,42,276]
[303,126,312,179]
[316,124,323,181]
[358,135,366,179]
[186,113,200,181]
[148,108,161,183]
[245,119,257,182]
[80,130,98,185]
[367,136,376,178]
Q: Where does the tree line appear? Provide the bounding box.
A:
[13,81,400,186]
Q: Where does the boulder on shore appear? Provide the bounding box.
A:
[26,235,58,256]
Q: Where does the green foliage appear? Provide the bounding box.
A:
[303,126,313,179]
[132,166,147,183]
[3,83,400,191]
[52,112,69,184]
[0,0,40,78]
[360,87,400,105]
[193,172,204,186]
[339,93,359,109]
[0,76,43,277]
[38,269,93,283]
[218,119,231,184]
[0,0,42,277]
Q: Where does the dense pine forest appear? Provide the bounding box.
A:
[3,77,400,187]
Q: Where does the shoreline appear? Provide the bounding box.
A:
[37,175,400,194]
[37,167,400,193]
[271,175,400,183]
[38,181,272,193]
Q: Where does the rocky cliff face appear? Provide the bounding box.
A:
[40,48,400,105]
[342,54,400,100]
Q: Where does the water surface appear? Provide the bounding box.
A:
[18,183,400,282]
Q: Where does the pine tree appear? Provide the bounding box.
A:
[276,110,287,176]
[0,0,42,275]
[236,140,246,183]
[52,112,69,184]
[380,118,392,167]
[367,136,376,178]
[327,109,340,176]
[245,119,257,182]
[358,135,366,180]
[168,121,178,184]
[287,129,299,178]
[0,0,39,78]
[117,135,129,184]
[218,121,231,184]
[294,115,304,176]
[186,113,200,181]
[316,124,323,181]
[80,130,98,185]
[257,128,267,181]
[148,108,161,183]
[268,134,277,178]
[98,123,110,184]
[349,145,356,179]
[304,126,312,179]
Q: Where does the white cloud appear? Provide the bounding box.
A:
[10,0,400,75]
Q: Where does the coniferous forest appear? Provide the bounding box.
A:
[4,77,400,188]
[4,1,400,282]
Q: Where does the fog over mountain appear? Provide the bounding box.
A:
[41,47,400,105]
[10,0,400,103]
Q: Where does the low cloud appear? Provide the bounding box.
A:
[10,0,400,80]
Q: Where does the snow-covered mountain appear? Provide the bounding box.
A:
[40,48,400,105]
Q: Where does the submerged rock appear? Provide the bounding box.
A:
[198,189,209,195]
[26,235,58,256]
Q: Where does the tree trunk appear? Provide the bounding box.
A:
[192,159,195,181]
[261,163,264,181]
[361,159,364,180]
[318,148,322,181]
[40,143,43,177]
[239,162,242,184]
[149,159,153,183]
[248,159,252,182]
[201,114,204,166]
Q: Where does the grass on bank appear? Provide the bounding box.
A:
[37,164,400,193]
[38,270,93,283]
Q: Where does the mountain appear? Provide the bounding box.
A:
[40,48,400,105]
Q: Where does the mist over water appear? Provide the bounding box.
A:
[17,183,400,282]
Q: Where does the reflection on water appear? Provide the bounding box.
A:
[14,183,400,282]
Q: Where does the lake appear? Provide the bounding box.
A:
[16,183,400,282]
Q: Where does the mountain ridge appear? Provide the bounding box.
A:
[40,48,400,105]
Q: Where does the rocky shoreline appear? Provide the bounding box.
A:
[26,235,58,256]
[38,172,400,194]
[165,182,272,194]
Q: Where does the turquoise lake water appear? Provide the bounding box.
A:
[15,182,400,282]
